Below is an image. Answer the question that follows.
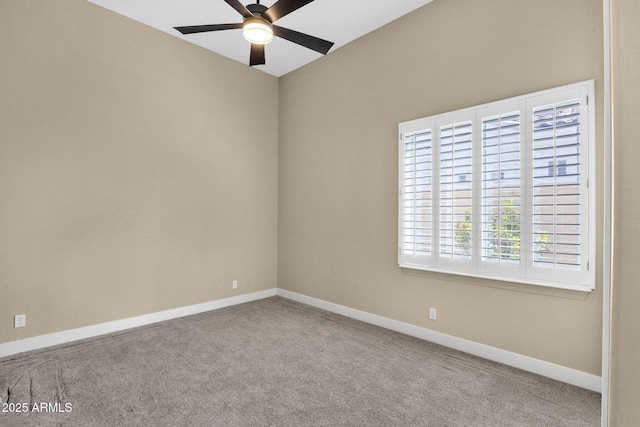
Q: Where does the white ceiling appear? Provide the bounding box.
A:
[87,0,433,77]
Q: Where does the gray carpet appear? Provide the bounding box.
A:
[0,296,600,426]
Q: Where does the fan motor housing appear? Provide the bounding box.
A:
[247,3,269,18]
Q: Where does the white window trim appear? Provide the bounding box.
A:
[398,80,596,292]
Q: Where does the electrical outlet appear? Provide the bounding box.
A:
[14,314,26,328]
[429,308,437,321]
[232,280,238,289]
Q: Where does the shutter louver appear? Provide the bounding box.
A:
[439,121,473,259]
[532,101,582,270]
[482,112,521,264]
[403,129,433,258]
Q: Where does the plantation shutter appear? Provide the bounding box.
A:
[532,101,581,268]
[481,111,522,265]
[529,90,590,286]
[439,120,473,263]
[399,81,593,291]
[400,125,434,266]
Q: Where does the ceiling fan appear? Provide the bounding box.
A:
[174,0,335,66]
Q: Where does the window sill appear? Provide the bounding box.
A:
[399,265,593,300]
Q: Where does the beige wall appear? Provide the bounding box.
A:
[279,0,604,375]
[611,0,640,423]
[0,0,278,343]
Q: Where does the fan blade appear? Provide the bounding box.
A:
[250,44,266,66]
[273,25,334,55]
[174,23,242,35]
[263,0,315,23]
[224,0,254,19]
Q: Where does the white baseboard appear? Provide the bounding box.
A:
[0,287,602,393]
[0,288,277,359]
[276,288,602,393]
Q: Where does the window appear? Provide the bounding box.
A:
[399,81,595,291]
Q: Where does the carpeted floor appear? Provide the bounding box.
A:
[0,297,600,426]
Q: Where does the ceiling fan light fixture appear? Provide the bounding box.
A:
[175,0,334,66]
[243,17,273,44]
